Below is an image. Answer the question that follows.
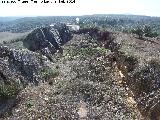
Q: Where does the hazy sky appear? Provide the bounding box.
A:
[0,0,160,17]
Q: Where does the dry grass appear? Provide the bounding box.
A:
[0,32,29,44]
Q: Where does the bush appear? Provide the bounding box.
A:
[0,83,21,98]
[131,27,143,39]
[40,68,59,80]
[131,25,158,38]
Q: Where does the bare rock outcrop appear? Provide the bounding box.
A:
[0,45,54,115]
[23,23,72,59]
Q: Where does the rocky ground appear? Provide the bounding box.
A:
[0,25,160,120]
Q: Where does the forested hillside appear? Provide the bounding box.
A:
[0,15,160,36]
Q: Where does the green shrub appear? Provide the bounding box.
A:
[66,47,107,59]
[26,100,35,108]
[131,27,143,39]
[131,25,158,38]
[0,83,21,98]
[40,68,59,79]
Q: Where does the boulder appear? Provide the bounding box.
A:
[23,23,73,58]
[0,46,53,86]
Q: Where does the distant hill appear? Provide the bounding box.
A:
[0,14,160,35]
[0,17,22,22]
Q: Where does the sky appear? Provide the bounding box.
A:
[0,0,160,17]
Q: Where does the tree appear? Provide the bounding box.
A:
[150,32,159,38]
[143,25,152,37]
[131,27,144,39]
[143,25,159,38]
[131,25,159,39]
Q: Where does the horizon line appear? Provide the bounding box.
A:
[0,13,160,18]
